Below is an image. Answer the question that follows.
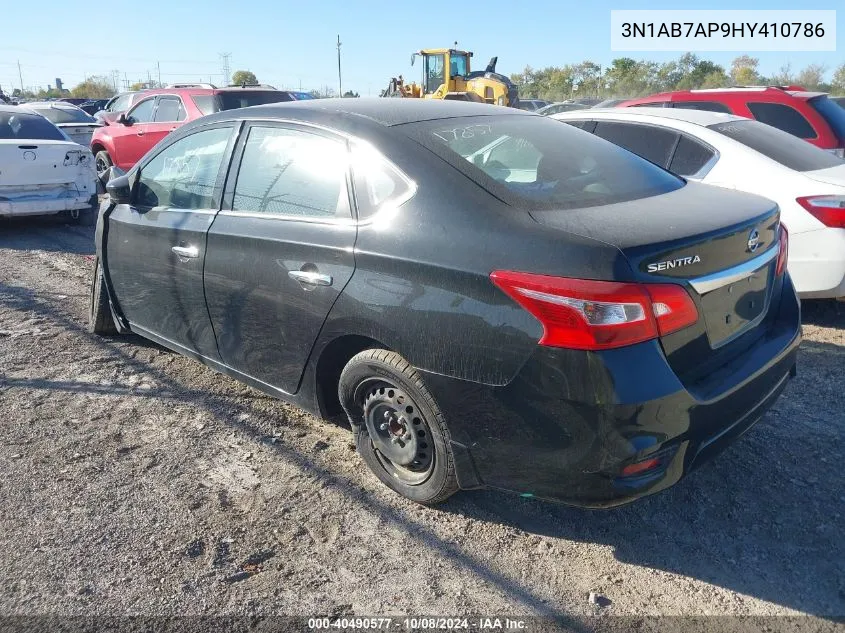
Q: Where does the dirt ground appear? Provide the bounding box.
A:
[0,217,843,630]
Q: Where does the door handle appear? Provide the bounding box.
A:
[171,245,199,259]
[288,270,332,286]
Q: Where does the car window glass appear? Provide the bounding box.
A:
[672,101,732,114]
[562,120,596,132]
[405,115,683,211]
[36,107,96,124]
[0,111,65,140]
[192,95,215,116]
[111,95,129,111]
[629,102,663,107]
[352,142,414,220]
[668,135,716,176]
[153,97,184,122]
[135,127,232,209]
[708,119,842,172]
[594,121,679,168]
[128,99,155,123]
[746,102,816,139]
[233,126,350,219]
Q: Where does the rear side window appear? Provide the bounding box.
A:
[232,126,350,219]
[672,101,731,114]
[153,97,185,122]
[0,111,65,140]
[746,102,816,139]
[351,143,415,220]
[708,119,842,172]
[562,120,596,132]
[403,115,683,211]
[668,135,716,176]
[594,121,679,169]
[808,96,845,141]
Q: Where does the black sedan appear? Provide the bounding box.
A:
[91,99,801,507]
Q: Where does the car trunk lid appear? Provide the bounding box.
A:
[0,140,91,187]
[56,123,100,147]
[529,183,782,381]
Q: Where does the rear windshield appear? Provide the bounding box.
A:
[708,119,843,172]
[401,115,684,210]
[34,107,96,125]
[808,96,845,141]
[0,111,66,140]
[193,91,294,115]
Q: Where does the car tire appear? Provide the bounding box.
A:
[339,349,458,505]
[89,257,117,335]
[95,150,113,186]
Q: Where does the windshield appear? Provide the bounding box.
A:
[402,115,684,210]
[34,106,96,125]
[193,91,294,115]
[0,111,66,140]
[708,119,843,172]
[450,54,468,77]
[809,96,845,141]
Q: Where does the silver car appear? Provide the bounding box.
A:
[24,102,102,146]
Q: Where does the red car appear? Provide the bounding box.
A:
[618,86,845,156]
[90,84,299,180]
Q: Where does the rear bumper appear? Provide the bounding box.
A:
[0,193,94,217]
[419,274,802,508]
[788,227,845,299]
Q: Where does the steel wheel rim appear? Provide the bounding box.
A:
[360,380,435,486]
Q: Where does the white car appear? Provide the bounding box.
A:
[24,101,102,146]
[552,107,845,300]
[0,104,98,223]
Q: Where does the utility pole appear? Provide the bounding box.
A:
[17,60,24,92]
[219,53,231,86]
[157,61,161,87]
[337,35,342,97]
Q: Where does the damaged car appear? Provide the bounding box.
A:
[0,105,98,224]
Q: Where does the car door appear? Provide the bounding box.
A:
[105,123,237,358]
[144,96,187,151]
[203,122,357,394]
[112,96,156,169]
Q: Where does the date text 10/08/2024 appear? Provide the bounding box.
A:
[308,617,529,630]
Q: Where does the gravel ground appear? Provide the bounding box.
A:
[0,217,843,630]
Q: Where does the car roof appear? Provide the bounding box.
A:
[24,101,83,110]
[554,106,745,127]
[199,98,531,127]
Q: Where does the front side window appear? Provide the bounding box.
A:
[232,126,350,219]
[747,102,816,139]
[153,97,185,122]
[424,54,445,94]
[708,119,842,172]
[127,99,155,124]
[594,121,679,169]
[450,54,468,78]
[403,115,683,210]
[136,127,232,209]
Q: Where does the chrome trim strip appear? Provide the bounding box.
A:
[689,246,778,295]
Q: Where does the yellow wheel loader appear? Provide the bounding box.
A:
[382,48,520,108]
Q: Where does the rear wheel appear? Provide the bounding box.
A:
[89,257,117,335]
[95,150,113,185]
[339,349,458,505]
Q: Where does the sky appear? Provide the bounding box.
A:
[0,0,842,95]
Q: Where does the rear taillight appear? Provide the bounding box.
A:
[797,195,845,228]
[489,271,698,351]
[776,225,789,277]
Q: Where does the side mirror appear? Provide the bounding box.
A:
[117,112,130,125]
[106,173,132,204]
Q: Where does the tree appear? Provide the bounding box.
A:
[12,88,21,97]
[71,76,115,99]
[795,64,827,91]
[770,63,795,86]
[832,63,845,93]
[342,90,360,98]
[231,70,258,86]
[730,55,761,86]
